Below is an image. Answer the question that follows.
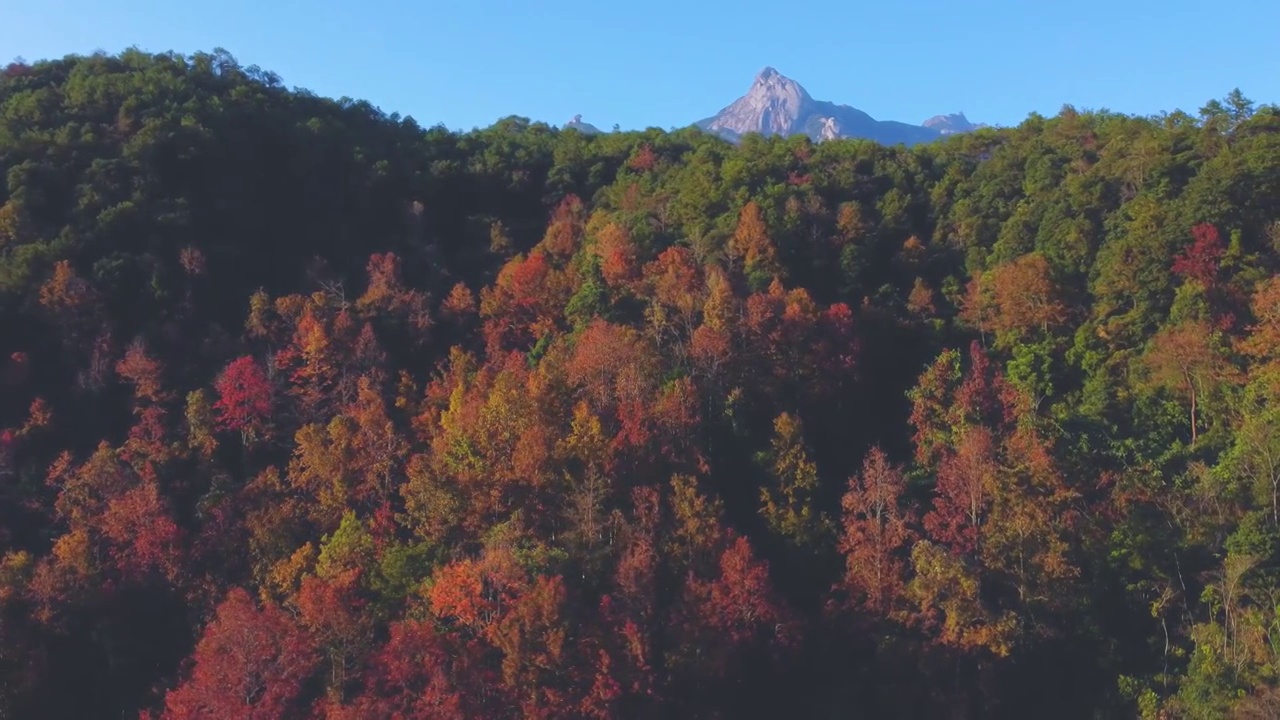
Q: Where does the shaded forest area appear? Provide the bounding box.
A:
[2,49,1280,718]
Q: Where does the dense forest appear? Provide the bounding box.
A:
[1,48,1279,719]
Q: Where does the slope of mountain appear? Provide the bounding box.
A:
[696,67,969,146]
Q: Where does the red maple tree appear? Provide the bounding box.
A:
[1172,223,1225,289]
[213,355,273,441]
[161,588,319,720]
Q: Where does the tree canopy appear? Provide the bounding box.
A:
[1,49,1279,718]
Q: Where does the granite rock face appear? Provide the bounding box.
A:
[697,67,976,146]
[699,67,814,137]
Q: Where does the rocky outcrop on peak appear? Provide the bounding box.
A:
[564,114,603,134]
[817,116,842,142]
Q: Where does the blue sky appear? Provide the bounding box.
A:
[3,0,1278,131]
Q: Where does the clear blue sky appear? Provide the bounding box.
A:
[3,0,1278,131]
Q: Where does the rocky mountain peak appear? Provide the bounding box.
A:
[747,66,812,103]
[923,112,983,135]
[752,66,799,89]
[699,67,815,138]
[697,67,958,147]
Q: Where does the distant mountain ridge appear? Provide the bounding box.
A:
[696,67,979,146]
[563,68,984,146]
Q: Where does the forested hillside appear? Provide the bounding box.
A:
[2,49,1279,719]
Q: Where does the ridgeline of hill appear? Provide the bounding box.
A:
[2,49,1280,719]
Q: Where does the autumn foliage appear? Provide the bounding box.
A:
[161,589,319,720]
[213,355,274,440]
[3,50,1280,720]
